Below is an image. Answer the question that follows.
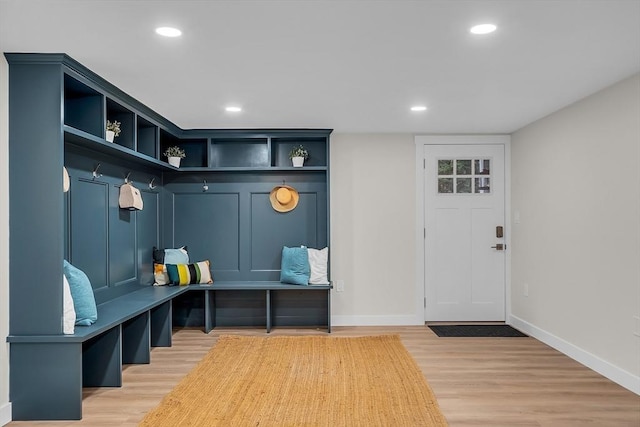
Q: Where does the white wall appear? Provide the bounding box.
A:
[0,56,11,424]
[330,134,420,325]
[510,73,640,392]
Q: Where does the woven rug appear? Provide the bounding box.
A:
[429,324,528,337]
[139,334,448,426]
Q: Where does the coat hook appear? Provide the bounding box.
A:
[149,178,157,190]
[124,172,132,184]
[92,163,102,179]
[202,179,209,192]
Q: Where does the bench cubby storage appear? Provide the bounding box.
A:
[180,283,332,333]
[5,52,331,421]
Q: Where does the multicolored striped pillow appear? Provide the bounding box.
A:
[165,260,213,286]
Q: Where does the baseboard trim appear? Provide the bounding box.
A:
[332,314,421,327]
[0,402,11,426]
[509,315,640,395]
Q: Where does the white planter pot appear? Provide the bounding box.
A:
[106,130,115,142]
[292,156,305,167]
[168,157,181,168]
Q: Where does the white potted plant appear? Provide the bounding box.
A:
[106,120,121,142]
[164,146,186,168]
[289,145,309,167]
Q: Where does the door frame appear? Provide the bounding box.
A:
[414,135,512,323]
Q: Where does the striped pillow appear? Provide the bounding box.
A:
[166,260,213,286]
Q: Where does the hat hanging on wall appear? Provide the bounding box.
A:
[63,166,70,192]
[270,185,299,213]
[119,182,144,210]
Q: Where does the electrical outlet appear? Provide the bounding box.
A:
[336,280,344,292]
[523,283,529,297]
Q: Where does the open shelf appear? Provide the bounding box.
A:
[106,98,135,150]
[63,126,177,171]
[136,115,158,158]
[64,74,103,139]
[271,137,328,168]
[210,138,269,168]
[160,130,208,168]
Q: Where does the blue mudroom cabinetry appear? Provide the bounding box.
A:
[5,52,331,420]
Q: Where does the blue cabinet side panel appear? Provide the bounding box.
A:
[9,63,65,334]
[10,343,83,420]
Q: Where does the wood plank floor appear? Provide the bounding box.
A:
[8,326,640,426]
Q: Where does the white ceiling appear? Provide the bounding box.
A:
[1,0,639,133]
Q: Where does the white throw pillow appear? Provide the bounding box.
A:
[62,274,76,334]
[308,247,330,285]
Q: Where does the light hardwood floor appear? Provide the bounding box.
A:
[8,326,640,426]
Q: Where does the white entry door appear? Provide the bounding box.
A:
[424,143,505,321]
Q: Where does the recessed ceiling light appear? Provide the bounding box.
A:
[470,24,497,35]
[155,27,182,37]
[225,106,242,112]
[411,105,427,112]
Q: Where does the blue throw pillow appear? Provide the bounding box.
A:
[280,246,310,285]
[63,260,98,326]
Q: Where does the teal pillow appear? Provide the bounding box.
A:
[280,246,310,285]
[63,260,98,326]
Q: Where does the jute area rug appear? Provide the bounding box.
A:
[140,334,448,426]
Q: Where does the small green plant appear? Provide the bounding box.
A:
[164,146,186,158]
[106,120,121,137]
[288,145,309,159]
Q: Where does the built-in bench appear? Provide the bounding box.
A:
[7,282,331,420]
[188,282,333,333]
[7,285,187,420]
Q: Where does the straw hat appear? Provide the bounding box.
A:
[270,185,299,212]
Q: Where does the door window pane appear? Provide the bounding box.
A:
[438,159,453,175]
[475,177,490,193]
[438,178,453,193]
[436,157,491,194]
[474,159,490,175]
[456,159,472,175]
[456,178,472,193]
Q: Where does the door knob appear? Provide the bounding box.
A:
[491,243,505,250]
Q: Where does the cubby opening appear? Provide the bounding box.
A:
[211,138,269,168]
[64,74,103,138]
[159,131,208,168]
[106,98,134,150]
[271,137,327,167]
[136,116,158,159]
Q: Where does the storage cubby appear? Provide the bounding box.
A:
[136,116,158,159]
[210,138,269,168]
[64,74,103,138]
[272,137,328,168]
[160,131,208,168]
[106,98,134,150]
[177,138,208,168]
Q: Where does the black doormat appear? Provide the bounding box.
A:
[428,324,528,337]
